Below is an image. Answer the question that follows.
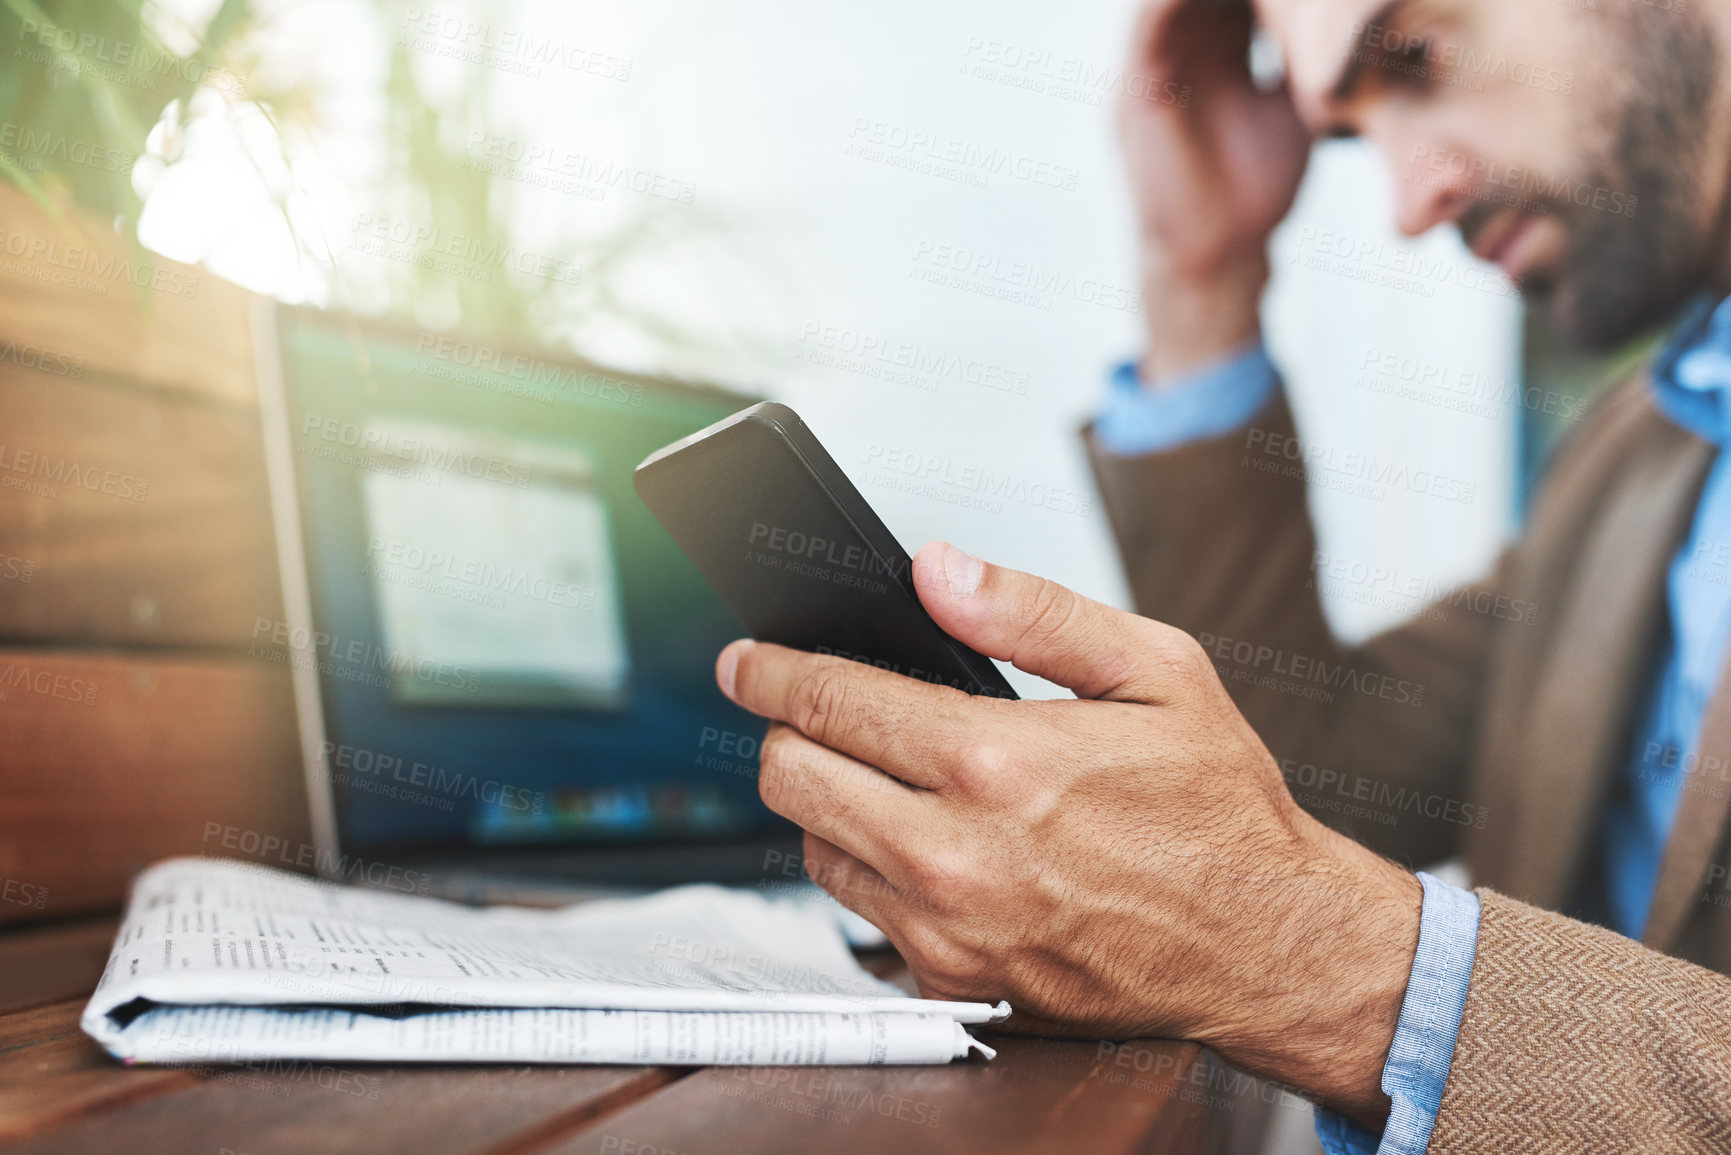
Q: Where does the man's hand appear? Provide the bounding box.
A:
[1120,0,1310,381]
[716,542,1421,1128]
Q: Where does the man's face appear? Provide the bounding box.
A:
[1258,0,1724,347]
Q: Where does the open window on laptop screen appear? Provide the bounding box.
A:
[261,307,791,868]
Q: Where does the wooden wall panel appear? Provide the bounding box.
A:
[0,364,282,648]
[0,186,256,406]
[0,651,309,925]
[0,194,311,928]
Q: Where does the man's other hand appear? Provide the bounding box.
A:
[1121,0,1310,381]
[717,541,1421,1128]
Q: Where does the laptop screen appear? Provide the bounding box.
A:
[270,309,787,859]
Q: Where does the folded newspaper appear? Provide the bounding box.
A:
[82,859,1009,1067]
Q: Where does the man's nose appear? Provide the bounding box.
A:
[1386,141,1475,238]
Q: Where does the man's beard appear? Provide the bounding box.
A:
[1485,10,1720,349]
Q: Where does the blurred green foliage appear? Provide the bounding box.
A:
[0,0,251,224]
[0,0,736,359]
[373,9,728,352]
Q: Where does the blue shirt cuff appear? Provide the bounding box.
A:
[1314,873,1482,1155]
[1092,342,1277,456]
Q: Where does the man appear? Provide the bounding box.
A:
[718,0,1731,1151]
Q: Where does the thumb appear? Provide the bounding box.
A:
[910,541,1203,703]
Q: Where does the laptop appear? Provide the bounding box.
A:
[255,304,805,905]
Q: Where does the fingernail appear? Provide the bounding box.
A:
[943,544,983,598]
[717,640,752,698]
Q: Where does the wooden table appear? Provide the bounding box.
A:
[0,919,1225,1155]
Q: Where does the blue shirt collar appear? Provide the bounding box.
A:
[1653,294,1731,446]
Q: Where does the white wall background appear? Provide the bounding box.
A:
[142,0,1522,695]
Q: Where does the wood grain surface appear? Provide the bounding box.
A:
[545,1033,1218,1155]
[0,186,256,406]
[0,650,308,924]
[0,928,1221,1155]
[0,917,116,1014]
[0,364,282,649]
[0,1000,674,1154]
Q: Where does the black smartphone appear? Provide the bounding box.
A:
[634,402,1018,699]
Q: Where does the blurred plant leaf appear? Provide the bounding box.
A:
[0,0,252,224]
[0,0,765,374]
